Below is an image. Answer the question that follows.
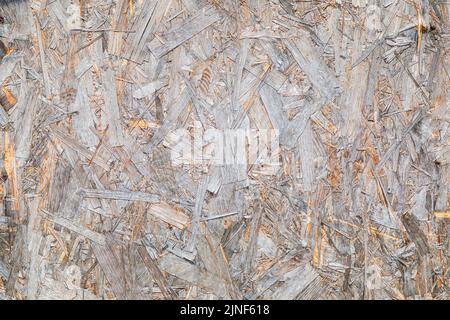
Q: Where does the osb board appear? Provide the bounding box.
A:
[0,0,448,300]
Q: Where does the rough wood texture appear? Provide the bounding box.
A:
[0,0,449,300]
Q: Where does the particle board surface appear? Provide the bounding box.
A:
[0,0,449,300]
